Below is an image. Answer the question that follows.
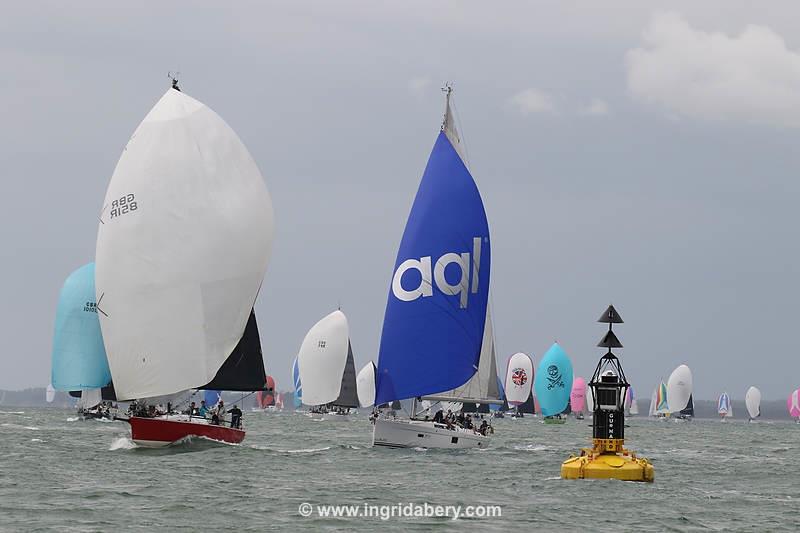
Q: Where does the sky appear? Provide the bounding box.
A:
[3,1,800,401]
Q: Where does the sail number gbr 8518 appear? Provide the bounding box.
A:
[109,193,138,219]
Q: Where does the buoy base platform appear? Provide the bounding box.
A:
[561,438,654,482]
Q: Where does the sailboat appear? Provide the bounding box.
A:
[533,343,574,424]
[718,392,733,420]
[254,376,277,411]
[296,310,359,416]
[654,381,669,418]
[51,262,116,419]
[505,352,534,418]
[292,357,303,410]
[745,386,761,421]
[667,364,694,420]
[787,389,800,423]
[96,82,274,447]
[570,377,586,420]
[45,384,55,404]
[625,386,639,416]
[372,86,497,449]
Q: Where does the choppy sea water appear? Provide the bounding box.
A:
[1,408,799,532]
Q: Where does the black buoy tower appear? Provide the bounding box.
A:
[561,305,654,482]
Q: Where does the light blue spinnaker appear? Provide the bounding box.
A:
[292,356,302,408]
[533,343,574,417]
[51,263,112,391]
[374,128,491,405]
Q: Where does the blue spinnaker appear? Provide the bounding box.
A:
[51,263,112,391]
[375,131,490,405]
[292,356,302,408]
[533,343,574,417]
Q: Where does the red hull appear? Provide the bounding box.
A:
[129,416,245,447]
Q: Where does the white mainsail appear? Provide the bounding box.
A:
[95,88,274,400]
[296,310,350,406]
[45,384,55,403]
[422,310,500,404]
[648,387,657,417]
[77,388,102,410]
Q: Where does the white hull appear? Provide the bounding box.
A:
[372,418,490,450]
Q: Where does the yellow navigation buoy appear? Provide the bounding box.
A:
[561,305,655,482]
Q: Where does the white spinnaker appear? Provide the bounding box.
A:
[95,88,274,400]
[356,361,376,408]
[667,364,693,413]
[504,352,533,406]
[297,310,350,406]
[745,386,761,419]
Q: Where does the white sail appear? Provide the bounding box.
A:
[77,388,102,410]
[745,386,761,419]
[423,309,500,403]
[504,352,533,406]
[356,362,376,408]
[296,310,350,406]
[648,387,657,417]
[667,364,693,413]
[586,383,594,414]
[630,395,639,415]
[95,88,274,400]
[45,384,55,403]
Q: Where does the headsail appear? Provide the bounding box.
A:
[356,362,376,408]
[788,389,800,418]
[718,392,731,417]
[656,381,669,414]
[667,364,693,414]
[332,342,359,408]
[745,386,761,419]
[296,310,351,407]
[374,90,491,405]
[533,343,574,417]
[292,357,302,408]
[51,263,112,392]
[95,88,274,400]
[504,353,533,406]
[422,310,500,404]
[570,377,587,415]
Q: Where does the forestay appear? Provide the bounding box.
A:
[95,88,273,400]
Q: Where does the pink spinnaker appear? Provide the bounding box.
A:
[570,377,587,413]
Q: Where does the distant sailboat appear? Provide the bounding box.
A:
[745,386,761,421]
[505,352,534,418]
[655,381,669,418]
[255,376,276,410]
[533,343,573,424]
[45,384,55,404]
[372,86,495,449]
[717,392,733,419]
[296,310,359,415]
[787,389,800,423]
[292,357,303,409]
[96,83,274,446]
[626,386,639,416]
[667,365,693,420]
[51,262,115,419]
[570,377,587,419]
